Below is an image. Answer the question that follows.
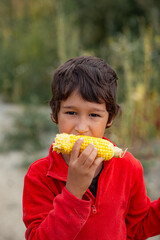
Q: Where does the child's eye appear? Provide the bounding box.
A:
[90,113,100,117]
[66,111,77,115]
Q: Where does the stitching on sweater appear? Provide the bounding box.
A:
[73,208,86,224]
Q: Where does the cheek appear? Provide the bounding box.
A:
[91,121,107,138]
[58,116,73,133]
[98,124,107,135]
[57,114,64,132]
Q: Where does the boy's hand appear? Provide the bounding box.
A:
[66,138,104,199]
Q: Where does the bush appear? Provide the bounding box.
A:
[2,105,58,152]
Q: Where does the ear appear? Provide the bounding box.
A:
[51,114,57,124]
[106,119,113,128]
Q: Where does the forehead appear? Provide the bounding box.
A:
[60,90,107,111]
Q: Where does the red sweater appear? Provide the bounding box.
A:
[23,139,160,240]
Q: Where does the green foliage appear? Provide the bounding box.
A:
[0,0,160,147]
[105,28,160,147]
[75,0,147,48]
[0,0,58,103]
[3,105,58,152]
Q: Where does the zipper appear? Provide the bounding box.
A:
[85,166,105,214]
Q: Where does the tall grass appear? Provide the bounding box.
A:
[0,0,160,150]
[56,1,81,64]
[106,27,160,148]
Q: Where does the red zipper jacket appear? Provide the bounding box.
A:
[23,138,160,240]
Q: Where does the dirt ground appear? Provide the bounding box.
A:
[0,103,159,240]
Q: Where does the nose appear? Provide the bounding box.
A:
[75,117,88,134]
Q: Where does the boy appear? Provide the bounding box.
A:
[23,56,160,240]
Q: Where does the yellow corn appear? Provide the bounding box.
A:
[52,133,124,161]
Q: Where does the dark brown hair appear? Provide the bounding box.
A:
[50,56,120,127]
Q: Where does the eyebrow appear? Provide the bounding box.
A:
[62,106,106,113]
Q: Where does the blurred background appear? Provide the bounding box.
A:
[0,0,160,239]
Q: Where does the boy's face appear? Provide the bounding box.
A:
[57,90,111,138]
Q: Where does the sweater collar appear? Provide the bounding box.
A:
[47,143,68,182]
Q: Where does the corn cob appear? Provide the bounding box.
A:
[52,133,124,161]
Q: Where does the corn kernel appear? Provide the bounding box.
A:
[52,133,124,161]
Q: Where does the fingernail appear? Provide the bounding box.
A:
[79,137,84,141]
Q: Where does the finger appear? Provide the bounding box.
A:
[82,147,98,168]
[70,137,84,163]
[78,143,95,165]
[90,157,104,170]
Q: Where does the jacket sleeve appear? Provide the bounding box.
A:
[126,160,160,239]
[23,164,91,240]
